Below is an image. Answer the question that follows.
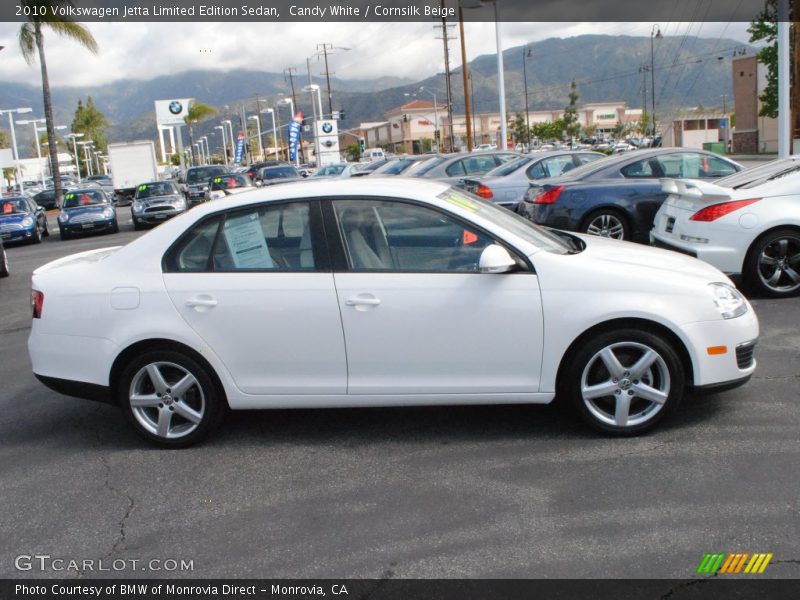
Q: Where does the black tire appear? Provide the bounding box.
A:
[0,245,9,278]
[558,328,684,435]
[581,208,630,241]
[132,217,144,231]
[111,219,119,234]
[118,349,225,448]
[43,220,50,237]
[743,228,800,298]
[31,224,42,244]
[60,228,71,241]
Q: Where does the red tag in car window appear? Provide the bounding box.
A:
[463,230,478,245]
[227,178,236,187]
[2,204,11,214]
[81,195,90,205]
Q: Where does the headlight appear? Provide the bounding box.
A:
[173,197,186,209]
[709,283,748,319]
[22,216,34,227]
[58,212,69,223]
[102,207,114,218]
[132,201,143,212]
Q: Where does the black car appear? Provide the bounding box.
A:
[33,188,59,210]
[518,148,742,243]
[246,160,288,181]
[185,166,229,206]
[256,165,302,185]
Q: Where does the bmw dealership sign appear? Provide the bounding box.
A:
[155,98,194,126]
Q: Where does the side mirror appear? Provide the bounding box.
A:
[479,244,516,274]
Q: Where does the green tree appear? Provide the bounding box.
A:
[748,0,778,118]
[0,130,9,148]
[71,96,108,153]
[614,120,631,139]
[511,112,528,146]
[563,80,581,140]
[418,138,434,153]
[184,100,218,162]
[346,143,360,162]
[19,0,98,201]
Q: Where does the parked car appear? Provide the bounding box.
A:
[311,163,352,178]
[368,155,432,177]
[256,164,302,186]
[408,151,521,186]
[185,166,229,206]
[245,160,287,181]
[131,181,187,229]
[519,148,742,243]
[0,196,49,244]
[28,179,758,447]
[462,151,605,209]
[82,174,115,198]
[57,189,118,240]
[206,173,254,201]
[651,157,800,297]
[33,189,59,211]
[0,238,8,278]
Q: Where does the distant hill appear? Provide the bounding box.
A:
[0,34,751,158]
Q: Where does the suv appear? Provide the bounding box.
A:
[185,166,229,206]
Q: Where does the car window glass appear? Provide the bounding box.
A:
[526,161,548,179]
[620,158,657,178]
[464,155,498,174]
[487,157,530,177]
[63,191,106,207]
[136,182,176,199]
[333,199,494,272]
[164,217,221,272]
[541,156,577,177]
[576,153,604,165]
[445,160,467,177]
[495,154,519,165]
[212,202,314,271]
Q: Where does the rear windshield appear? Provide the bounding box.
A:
[314,165,346,177]
[410,156,448,177]
[136,182,177,199]
[261,166,299,179]
[716,159,800,189]
[63,190,107,207]
[372,158,421,175]
[187,167,227,184]
[485,157,531,177]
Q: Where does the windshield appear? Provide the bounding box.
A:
[261,166,299,179]
[0,199,29,215]
[410,156,448,177]
[210,174,251,190]
[187,167,226,184]
[437,188,573,255]
[485,157,532,177]
[63,190,107,208]
[314,165,346,177]
[135,182,177,199]
[372,158,415,175]
[716,158,800,189]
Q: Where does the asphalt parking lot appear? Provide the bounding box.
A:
[0,206,798,580]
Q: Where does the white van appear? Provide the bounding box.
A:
[361,148,386,163]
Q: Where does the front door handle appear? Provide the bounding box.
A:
[345,295,381,308]
[185,296,218,310]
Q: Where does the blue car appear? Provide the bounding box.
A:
[518,148,742,243]
[0,196,49,245]
[58,188,118,240]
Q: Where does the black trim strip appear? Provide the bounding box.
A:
[34,374,113,404]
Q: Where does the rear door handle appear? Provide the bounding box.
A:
[185,296,218,308]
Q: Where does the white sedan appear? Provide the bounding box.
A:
[651,158,800,297]
[28,179,759,447]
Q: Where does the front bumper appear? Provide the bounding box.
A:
[133,208,183,224]
[0,226,36,243]
[60,219,115,234]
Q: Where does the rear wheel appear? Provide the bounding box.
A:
[42,220,50,237]
[31,224,42,244]
[132,217,144,231]
[582,209,629,240]
[558,328,684,435]
[60,228,71,241]
[0,245,9,278]
[118,349,224,447]
[744,228,800,298]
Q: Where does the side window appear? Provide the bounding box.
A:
[526,161,548,179]
[164,216,222,272]
[620,159,657,178]
[495,154,519,166]
[463,155,498,174]
[445,160,466,177]
[213,202,314,271]
[333,200,494,272]
[576,153,603,165]
[541,156,577,177]
[703,156,738,178]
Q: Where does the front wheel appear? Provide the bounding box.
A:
[744,228,800,298]
[31,224,42,244]
[0,246,9,278]
[582,209,629,240]
[118,350,224,448]
[558,329,684,435]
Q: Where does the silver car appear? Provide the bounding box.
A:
[407,151,522,186]
[462,150,605,209]
[131,181,187,230]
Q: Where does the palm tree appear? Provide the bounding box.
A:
[19,0,97,202]
[184,101,218,164]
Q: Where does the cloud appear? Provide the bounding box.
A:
[0,21,752,88]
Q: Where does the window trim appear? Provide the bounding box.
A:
[320,196,534,275]
[161,198,330,274]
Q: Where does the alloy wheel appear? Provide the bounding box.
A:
[756,234,800,295]
[585,213,626,239]
[580,341,670,428]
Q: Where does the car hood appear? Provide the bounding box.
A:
[137,195,181,205]
[64,205,112,216]
[0,213,31,225]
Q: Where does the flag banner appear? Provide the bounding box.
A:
[289,112,303,162]
[234,131,245,165]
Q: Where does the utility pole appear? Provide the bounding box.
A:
[639,64,649,135]
[435,3,456,152]
[318,43,334,117]
[651,25,662,140]
[458,6,473,151]
[721,94,729,152]
[522,47,532,150]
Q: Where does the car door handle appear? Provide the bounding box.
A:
[185,297,218,308]
[345,296,381,306]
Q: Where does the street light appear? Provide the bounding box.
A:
[199,136,209,164]
[64,132,85,180]
[214,126,229,166]
[277,98,297,165]
[0,106,33,193]
[302,84,324,166]
[18,119,67,185]
[261,108,279,160]
[247,115,263,162]
[418,87,441,151]
[221,119,235,161]
[651,24,662,140]
[77,140,94,177]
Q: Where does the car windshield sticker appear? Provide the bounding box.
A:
[439,191,479,213]
[462,230,479,245]
[138,185,147,191]
[65,193,74,200]
[2,203,11,214]
[222,212,273,269]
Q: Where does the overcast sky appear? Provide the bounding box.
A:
[0,21,752,88]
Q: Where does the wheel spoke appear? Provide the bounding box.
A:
[599,347,625,379]
[630,349,658,379]
[778,239,788,257]
[614,394,631,426]
[173,402,202,424]
[582,379,618,400]
[130,393,160,408]
[787,252,800,266]
[767,268,783,286]
[760,254,778,266]
[784,266,800,285]
[157,408,172,438]
[171,373,197,398]
[146,364,169,394]
[608,224,624,238]
[632,382,668,405]
[587,224,601,235]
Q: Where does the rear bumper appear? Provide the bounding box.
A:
[34,373,112,404]
[650,230,745,276]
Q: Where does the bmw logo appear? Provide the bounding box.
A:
[321,122,333,134]
[168,101,183,115]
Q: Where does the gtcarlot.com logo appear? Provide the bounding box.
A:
[15,554,194,572]
[697,552,772,574]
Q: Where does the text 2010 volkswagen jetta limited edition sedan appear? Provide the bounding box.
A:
[28,179,759,447]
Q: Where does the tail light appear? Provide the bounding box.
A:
[31,289,44,319]
[532,185,564,205]
[690,198,761,222]
[475,184,494,199]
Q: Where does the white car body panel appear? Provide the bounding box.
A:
[28,178,758,413]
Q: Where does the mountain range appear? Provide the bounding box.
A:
[0,34,752,158]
